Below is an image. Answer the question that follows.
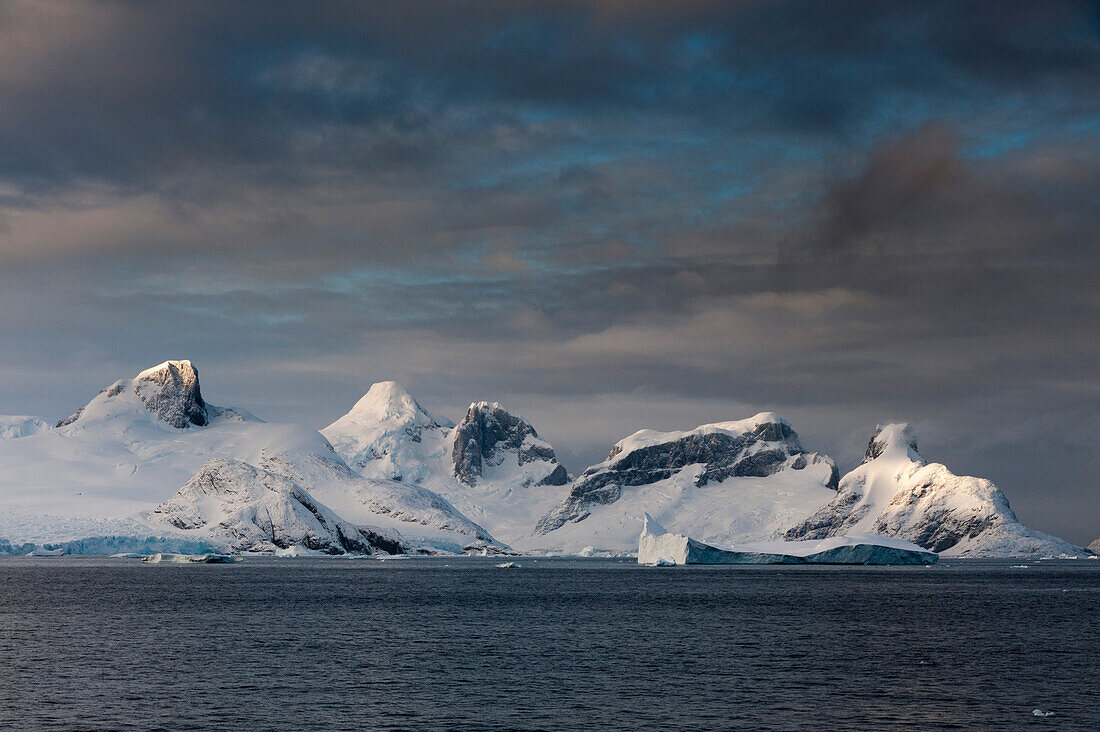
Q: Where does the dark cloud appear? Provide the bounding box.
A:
[0,0,1098,543]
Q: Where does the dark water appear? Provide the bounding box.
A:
[1,557,1097,731]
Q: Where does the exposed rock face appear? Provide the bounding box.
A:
[785,423,1084,556]
[145,458,405,555]
[1089,538,1100,554]
[534,413,837,536]
[451,402,569,487]
[133,360,209,428]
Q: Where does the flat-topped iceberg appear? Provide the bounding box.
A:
[639,513,937,566]
[142,553,239,564]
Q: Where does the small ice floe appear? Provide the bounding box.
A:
[142,553,238,564]
[1010,565,1031,569]
[109,552,146,559]
[1031,709,1055,717]
[495,561,520,568]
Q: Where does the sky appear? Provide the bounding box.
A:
[0,0,1097,543]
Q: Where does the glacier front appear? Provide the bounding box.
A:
[638,513,938,566]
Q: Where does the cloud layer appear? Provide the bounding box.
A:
[1,1,1097,542]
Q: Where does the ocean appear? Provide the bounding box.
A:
[1,557,1097,731]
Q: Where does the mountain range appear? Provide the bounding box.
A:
[0,360,1089,558]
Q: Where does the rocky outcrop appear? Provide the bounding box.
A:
[132,360,209,428]
[145,458,405,555]
[1089,538,1100,554]
[534,413,837,536]
[451,402,569,487]
[785,423,1084,556]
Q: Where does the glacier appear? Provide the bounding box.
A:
[638,513,938,566]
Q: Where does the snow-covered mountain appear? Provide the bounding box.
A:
[322,381,454,483]
[0,415,50,439]
[54,359,253,431]
[2,363,1085,558]
[531,413,840,553]
[145,458,405,555]
[0,361,497,554]
[784,424,1084,557]
[323,383,571,545]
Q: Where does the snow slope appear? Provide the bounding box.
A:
[0,362,497,553]
[323,383,571,545]
[530,413,839,553]
[784,424,1085,557]
[638,513,937,565]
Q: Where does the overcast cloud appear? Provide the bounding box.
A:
[0,0,1097,542]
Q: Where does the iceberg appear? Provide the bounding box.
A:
[141,553,239,564]
[638,513,937,566]
[25,546,66,557]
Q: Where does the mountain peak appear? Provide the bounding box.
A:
[56,359,213,430]
[340,381,447,429]
[136,359,198,381]
[133,359,208,428]
[863,423,923,465]
[452,401,568,487]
